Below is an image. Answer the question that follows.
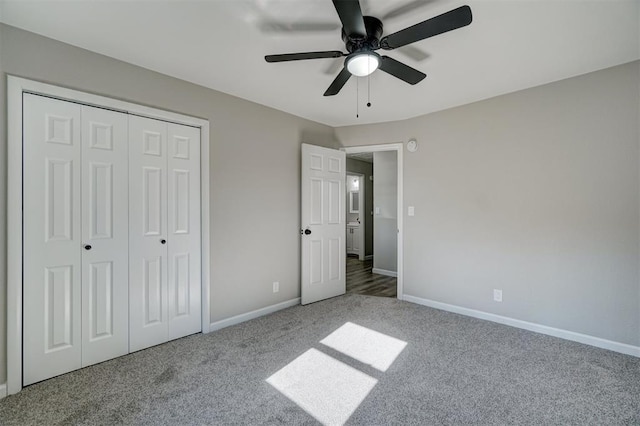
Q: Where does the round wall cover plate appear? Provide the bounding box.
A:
[407,139,418,152]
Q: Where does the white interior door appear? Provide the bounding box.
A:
[167,123,201,339]
[301,143,346,305]
[129,115,169,352]
[23,94,82,385]
[80,105,129,366]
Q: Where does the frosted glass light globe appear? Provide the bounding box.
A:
[347,53,380,77]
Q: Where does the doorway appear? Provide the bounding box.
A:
[343,144,403,299]
[346,172,365,260]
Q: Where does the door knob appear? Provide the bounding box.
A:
[304,229,311,235]
[161,239,167,244]
[84,244,92,250]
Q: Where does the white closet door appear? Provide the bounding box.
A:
[23,94,82,385]
[167,123,201,339]
[80,105,129,366]
[129,116,169,352]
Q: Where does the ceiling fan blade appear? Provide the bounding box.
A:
[378,56,426,85]
[381,0,436,21]
[324,67,352,96]
[380,5,472,50]
[332,0,367,38]
[265,51,344,63]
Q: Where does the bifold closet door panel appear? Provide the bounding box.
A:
[167,123,201,339]
[129,115,169,352]
[80,105,129,366]
[23,94,82,385]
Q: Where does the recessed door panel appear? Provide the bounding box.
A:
[173,253,190,317]
[81,105,129,367]
[44,266,74,352]
[173,170,190,234]
[88,261,113,341]
[310,240,323,285]
[310,154,323,170]
[143,131,162,156]
[327,180,341,225]
[144,256,163,325]
[89,122,113,150]
[46,114,73,145]
[328,157,341,173]
[89,162,113,239]
[173,135,190,159]
[24,94,82,385]
[143,167,162,236]
[310,178,323,225]
[328,238,340,281]
[45,159,73,242]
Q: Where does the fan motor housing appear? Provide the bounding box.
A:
[342,16,383,53]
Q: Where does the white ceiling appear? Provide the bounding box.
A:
[1,0,638,127]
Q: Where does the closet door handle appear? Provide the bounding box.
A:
[84,244,92,250]
[161,239,167,244]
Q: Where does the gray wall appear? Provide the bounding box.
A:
[0,23,337,384]
[336,61,640,346]
[373,151,398,273]
[346,159,373,256]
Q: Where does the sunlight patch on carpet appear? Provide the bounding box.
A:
[320,322,407,372]
[266,348,378,426]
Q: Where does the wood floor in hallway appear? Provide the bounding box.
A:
[346,255,397,298]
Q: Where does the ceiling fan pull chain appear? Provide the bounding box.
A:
[367,60,372,108]
[356,76,359,118]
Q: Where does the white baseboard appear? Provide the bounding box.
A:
[0,383,7,399]
[372,268,397,278]
[403,294,640,358]
[209,298,300,332]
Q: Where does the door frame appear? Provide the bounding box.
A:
[346,172,366,260]
[6,76,211,395]
[342,143,403,300]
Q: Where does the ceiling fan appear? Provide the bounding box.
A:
[264,0,472,96]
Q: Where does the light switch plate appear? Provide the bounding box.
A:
[408,206,415,216]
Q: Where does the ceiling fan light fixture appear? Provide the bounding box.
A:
[346,52,380,77]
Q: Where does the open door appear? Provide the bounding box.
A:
[301,143,346,304]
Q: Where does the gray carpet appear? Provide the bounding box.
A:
[1,294,639,425]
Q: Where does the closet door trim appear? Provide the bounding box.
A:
[7,76,211,396]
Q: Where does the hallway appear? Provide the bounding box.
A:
[346,256,397,298]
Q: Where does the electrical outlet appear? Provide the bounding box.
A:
[273,281,279,293]
[493,289,502,302]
